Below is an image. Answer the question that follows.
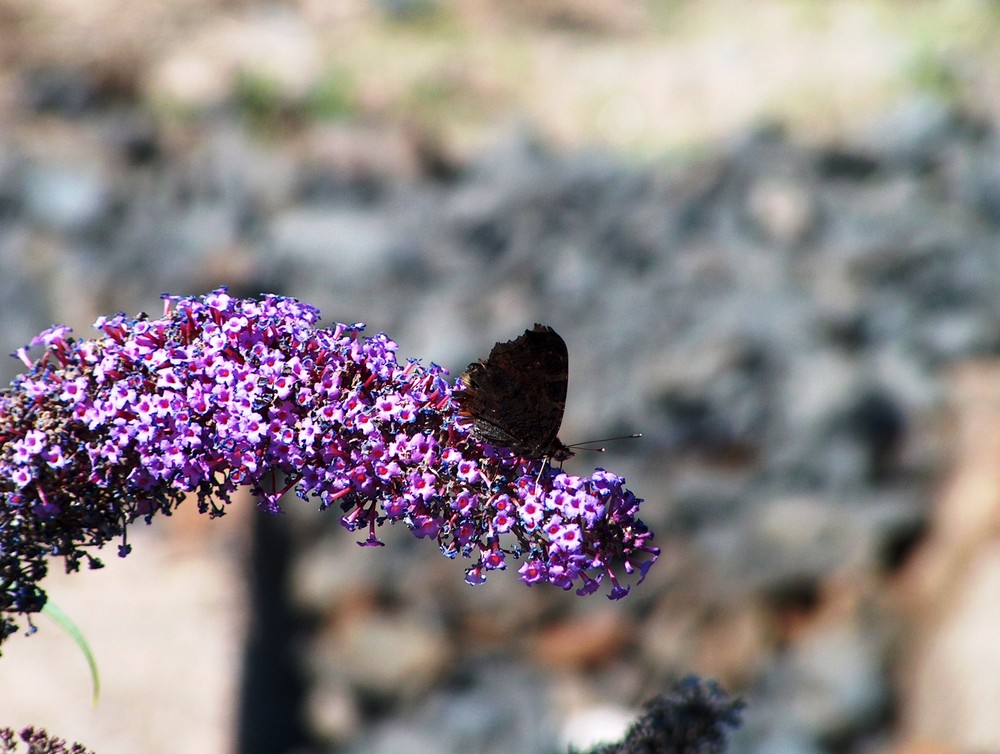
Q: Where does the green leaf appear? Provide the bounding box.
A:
[42,600,100,704]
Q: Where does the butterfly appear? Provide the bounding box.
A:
[454,324,574,462]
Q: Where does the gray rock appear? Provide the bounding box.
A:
[22,162,111,234]
[344,663,557,754]
[268,207,397,281]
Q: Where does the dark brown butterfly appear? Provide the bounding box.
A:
[454,324,574,462]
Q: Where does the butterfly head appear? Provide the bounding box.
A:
[546,439,575,463]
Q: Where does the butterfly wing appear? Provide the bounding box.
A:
[455,324,572,460]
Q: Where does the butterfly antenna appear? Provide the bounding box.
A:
[567,433,643,453]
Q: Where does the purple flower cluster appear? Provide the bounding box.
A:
[0,726,94,754]
[0,289,657,646]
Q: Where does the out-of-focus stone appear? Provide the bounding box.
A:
[268,207,396,279]
[640,589,771,687]
[343,662,557,754]
[529,608,633,669]
[745,177,817,248]
[313,608,449,699]
[783,622,888,737]
[22,162,110,233]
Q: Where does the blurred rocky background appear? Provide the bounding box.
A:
[3,1,1000,753]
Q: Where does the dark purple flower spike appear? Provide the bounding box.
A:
[0,289,658,646]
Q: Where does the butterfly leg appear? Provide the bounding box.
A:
[534,459,549,486]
